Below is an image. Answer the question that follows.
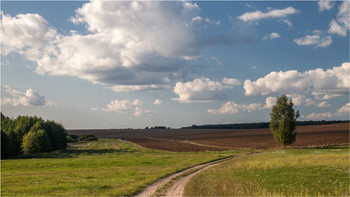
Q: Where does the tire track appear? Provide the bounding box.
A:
[135,152,256,197]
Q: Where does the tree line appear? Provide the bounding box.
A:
[1,113,68,159]
[182,120,349,130]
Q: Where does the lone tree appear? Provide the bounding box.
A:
[269,94,299,147]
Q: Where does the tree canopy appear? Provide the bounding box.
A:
[269,95,300,147]
[1,113,67,159]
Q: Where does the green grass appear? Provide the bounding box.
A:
[185,146,350,196]
[1,139,239,196]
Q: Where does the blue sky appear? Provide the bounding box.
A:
[1,1,349,129]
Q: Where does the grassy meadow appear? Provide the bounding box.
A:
[1,139,239,196]
[185,146,350,196]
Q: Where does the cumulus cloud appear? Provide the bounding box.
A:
[222,77,241,86]
[154,99,163,105]
[238,7,299,22]
[335,103,350,116]
[244,62,350,100]
[91,99,155,116]
[265,96,277,108]
[1,85,56,107]
[208,101,265,114]
[304,112,333,119]
[208,96,279,115]
[172,77,241,103]
[133,107,155,116]
[92,99,142,113]
[318,1,335,11]
[263,32,281,40]
[294,34,332,48]
[1,1,257,93]
[328,1,349,37]
[304,103,349,119]
[0,13,58,55]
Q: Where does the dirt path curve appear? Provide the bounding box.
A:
[134,156,233,197]
[135,152,255,197]
[165,158,225,197]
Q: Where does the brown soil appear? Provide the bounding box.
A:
[69,123,349,151]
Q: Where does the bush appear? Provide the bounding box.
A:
[43,121,67,151]
[66,134,79,143]
[22,130,52,155]
[78,134,98,142]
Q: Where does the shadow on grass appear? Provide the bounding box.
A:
[309,145,350,150]
[9,148,140,160]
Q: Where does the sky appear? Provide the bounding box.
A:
[1,0,349,129]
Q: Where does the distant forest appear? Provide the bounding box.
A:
[181,120,350,130]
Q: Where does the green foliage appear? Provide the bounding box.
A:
[269,95,300,147]
[78,134,98,142]
[43,121,68,150]
[66,134,79,143]
[1,130,10,159]
[0,113,68,158]
[22,130,52,154]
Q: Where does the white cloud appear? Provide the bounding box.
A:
[208,96,280,115]
[208,101,264,114]
[208,56,222,65]
[1,85,56,107]
[328,1,349,37]
[238,7,299,22]
[318,1,335,11]
[282,19,293,28]
[93,99,142,113]
[304,103,349,119]
[263,32,281,40]
[294,34,332,48]
[265,96,277,108]
[172,77,240,103]
[244,62,350,99]
[222,77,241,86]
[92,99,155,116]
[204,17,221,25]
[318,101,330,108]
[133,107,155,116]
[192,16,202,23]
[154,99,163,105]
[305,112,333,119]
[108,85,170,92]
[0,13,58,55]
[1,1,257,93]
[335,103,350,116]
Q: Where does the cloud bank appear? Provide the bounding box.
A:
[173,77,241,103]
[1,1,257,93]
[1,85,56,107]
[244,62,350,100]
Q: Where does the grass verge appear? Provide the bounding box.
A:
[185,145,350,196]
[1,139,239,196]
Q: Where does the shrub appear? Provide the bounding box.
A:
[66,134,79,143]
[43,121,68,151]
[78,134,98,142]
[22,130,52,155]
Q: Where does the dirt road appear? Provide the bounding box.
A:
[134,156,233,197]
[135,153,255,197]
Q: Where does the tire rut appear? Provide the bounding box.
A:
[135,153,255,197]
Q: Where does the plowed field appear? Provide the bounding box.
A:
[69,123,349,151]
